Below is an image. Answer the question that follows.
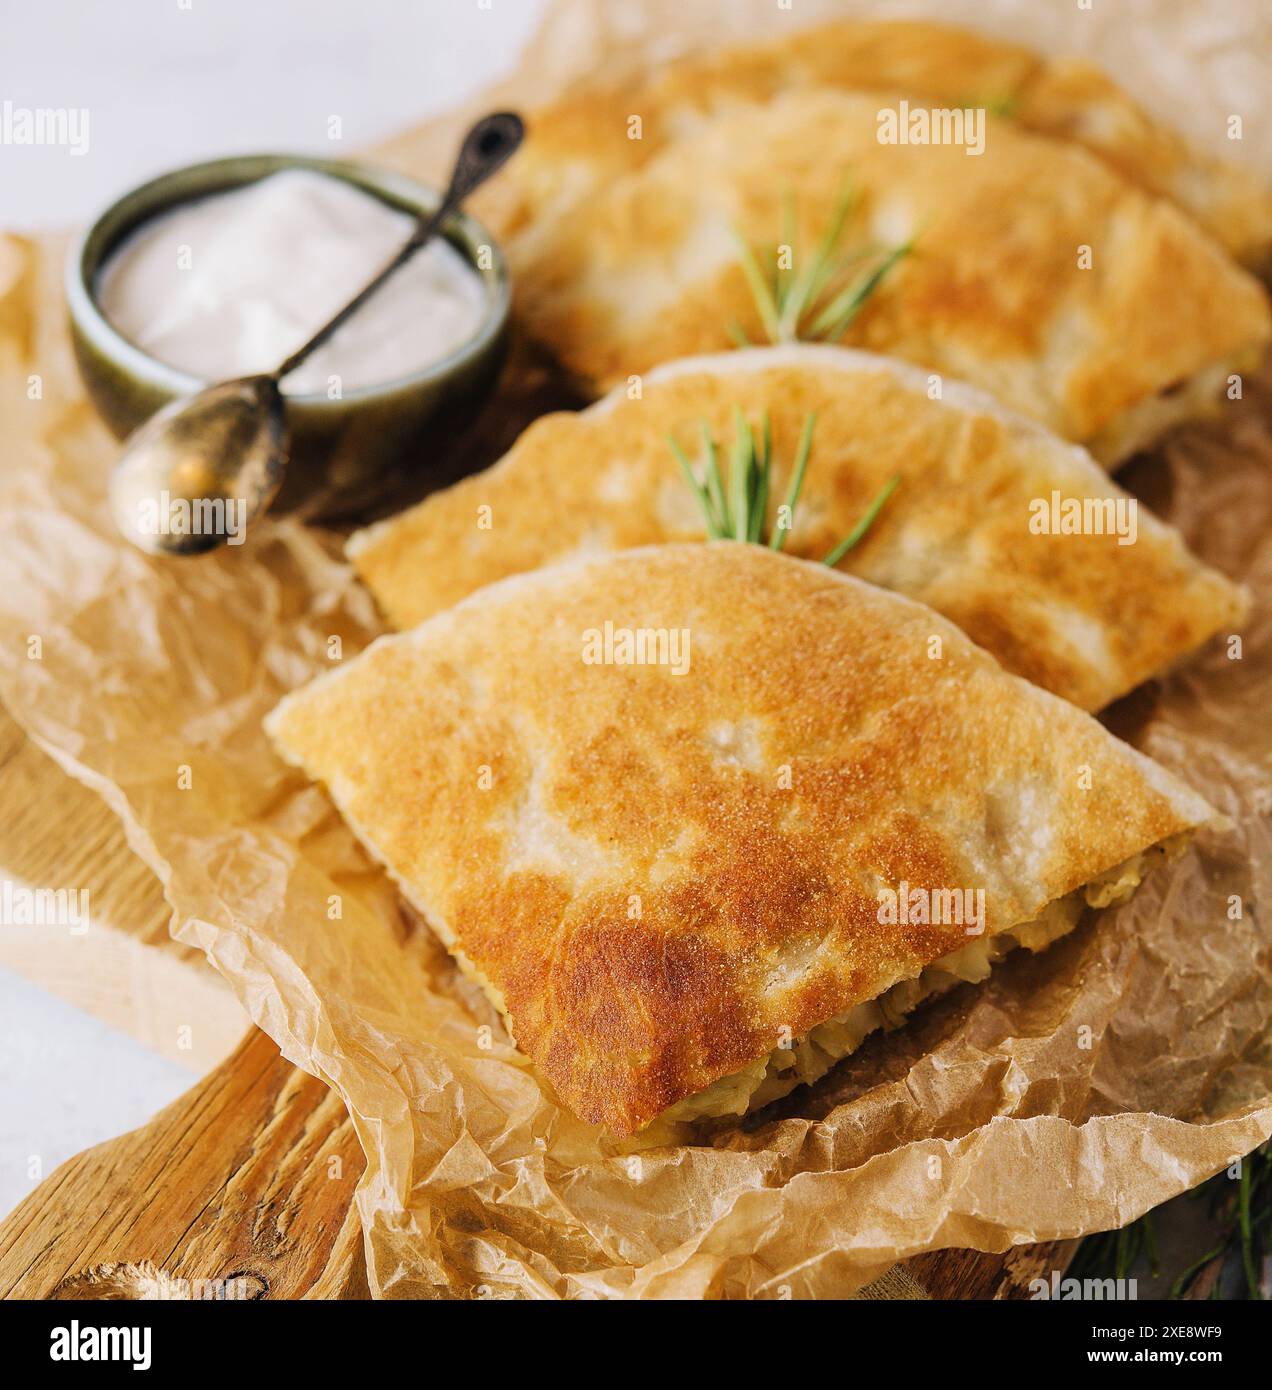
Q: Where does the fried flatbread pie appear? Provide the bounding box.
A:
[511,87,1270,460]
[500,17,1272,267]
[350,346,1247,713]
[266,544,1217,1138]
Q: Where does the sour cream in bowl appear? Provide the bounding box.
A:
[67,155,511,521]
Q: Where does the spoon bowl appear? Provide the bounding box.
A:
[109,376,286,555]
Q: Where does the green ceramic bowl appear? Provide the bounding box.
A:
[66,153,511,521]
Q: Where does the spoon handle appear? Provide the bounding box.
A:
[417,111,525,237]
[274,111,524,382]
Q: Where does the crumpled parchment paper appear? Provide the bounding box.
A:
[0,0,1269,1299]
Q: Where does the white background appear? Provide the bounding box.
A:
[0,0,547,230]
[0,0,545,1219]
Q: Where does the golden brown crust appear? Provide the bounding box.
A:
[508,18,1272,265]
[350,346,1247,711]
[267,544,1214,1135]
[1013,57,1272,271]
[512,87,1270,442]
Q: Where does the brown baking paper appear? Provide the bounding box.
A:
[1,0,1271,1299]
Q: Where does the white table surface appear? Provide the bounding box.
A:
[0,0,545,1220]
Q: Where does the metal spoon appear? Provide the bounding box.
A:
[109,111,524,556]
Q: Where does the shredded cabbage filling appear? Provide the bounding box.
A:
[650,839,1185,1135]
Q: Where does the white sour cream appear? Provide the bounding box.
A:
[96,168,488,394]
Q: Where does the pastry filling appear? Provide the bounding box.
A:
[651,838,1187,1133]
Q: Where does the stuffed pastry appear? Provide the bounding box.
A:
[267,544,1217,1139]
[512,88,1270,461]
[501,18,1272,267]
[349,345,1246,712]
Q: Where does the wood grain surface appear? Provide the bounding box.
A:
[0,1018,1073,1300]
[0,1029,368,1300]
[0,708,246,1071]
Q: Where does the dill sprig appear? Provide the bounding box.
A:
[729,181,914,347]
[668,410,899,563]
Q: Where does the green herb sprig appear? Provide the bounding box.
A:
[668,409,899,563]
[729,182,914,347]
[959,91,1020,119]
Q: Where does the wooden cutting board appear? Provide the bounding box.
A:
[0,708,246,1072]
[0,705,1076,1299]
[0,1024,1075,1300]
